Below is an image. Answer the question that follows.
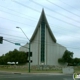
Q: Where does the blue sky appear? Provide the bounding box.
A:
[0,0,80,58]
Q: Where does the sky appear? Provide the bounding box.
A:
[0,0,80,58]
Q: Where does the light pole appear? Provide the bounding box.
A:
[16,26,31,73]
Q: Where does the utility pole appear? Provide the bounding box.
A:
[28,42,30,72]
[16,27,31,73]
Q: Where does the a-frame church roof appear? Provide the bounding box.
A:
[30,9,56,43]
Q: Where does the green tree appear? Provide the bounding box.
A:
[0,49,28,65]
[58,50,74,65]
[73,58,80,66]
[62,50,73,63]
[58,58,65,64]
[0,54,5,65]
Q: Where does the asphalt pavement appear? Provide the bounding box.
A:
[0,72,74,80]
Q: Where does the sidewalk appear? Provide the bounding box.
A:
[0,71,72,75]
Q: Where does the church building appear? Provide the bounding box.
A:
[19,9,66,66]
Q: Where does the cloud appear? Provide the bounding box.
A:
[0,0,80,58]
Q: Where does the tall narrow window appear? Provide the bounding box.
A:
[41,21,45,62]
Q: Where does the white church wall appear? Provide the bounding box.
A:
[47,43,66,66]
[45,26,66,66]
[19,44,29,52]
[30,26,41,65]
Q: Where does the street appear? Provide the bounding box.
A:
[0,73,73,80]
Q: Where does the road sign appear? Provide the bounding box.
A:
[15,43,20,45]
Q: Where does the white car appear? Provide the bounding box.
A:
[73,73,80,80]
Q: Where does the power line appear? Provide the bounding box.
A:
[22,40,80,50]
[47,0,80,18]
[52,25,80,34]
[0,32,27,39]
[1,19,80,38]
[31,0,80,23]
[2,37,80,50]
[1,1,77,32]
[50,24,75,32]
[1,27,80,39]
[11,0,40,13]
[12,0,80,29]
[0,0,79,39]
[2,28,80,49]
[0,12,78,34]
[3,38,15,44]
[0,14,79,39]
[3,38,29,49]
[0,16,32,26]
[4,37,27,43]
[30,0,80,29]
[1,0,80,32]
[0,9,37,22]
[0,27,26,34]
[0,4,37,20]
[47,14,80,28]
[0,18,78,34]
[1,32,79,48]
[0,0,79,32]
[0,0,79,52]
[59,0,80,12]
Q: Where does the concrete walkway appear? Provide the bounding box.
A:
[0,71,72,76]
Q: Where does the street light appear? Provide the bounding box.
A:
[16,26,31,73]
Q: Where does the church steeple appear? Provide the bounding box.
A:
[30,9,56,43]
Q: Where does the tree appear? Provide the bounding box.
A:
[73,58,80,66]
[58,50,74,65]
[0,54,5,65]
[62,50,73,63]
[0,49,28,65]
[58,58,65,64]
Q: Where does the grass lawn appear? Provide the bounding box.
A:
[0,66,62,73]
[74,66,80,73]
[0,65,79,73]
[0,68,62,73]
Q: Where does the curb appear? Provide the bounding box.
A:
[0,71,73,75]
[0,71,21,75]
[13,72,21,75]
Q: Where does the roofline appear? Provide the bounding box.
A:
[30,9,56,43]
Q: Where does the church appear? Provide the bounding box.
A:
[19,9,66,66]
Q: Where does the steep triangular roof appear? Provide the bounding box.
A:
[30,9,56,43]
